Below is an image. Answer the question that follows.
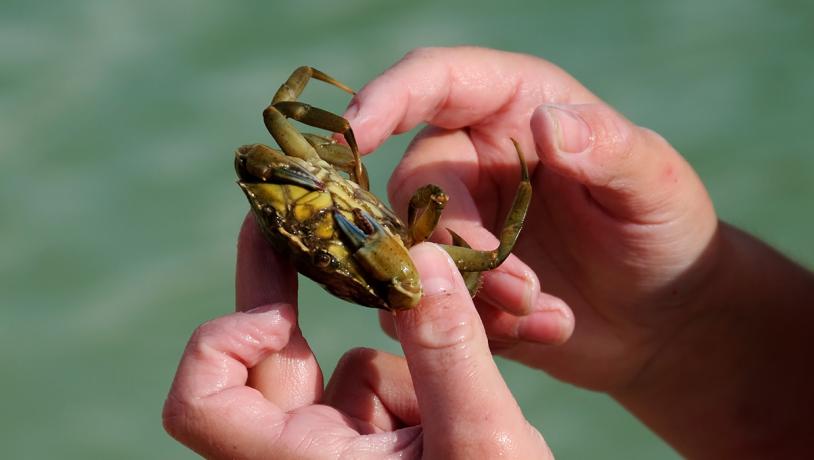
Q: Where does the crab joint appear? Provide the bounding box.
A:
[334,209,422,310]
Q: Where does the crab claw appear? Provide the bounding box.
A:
[333,210,369,249]
[334,209,422,310]
[236,144,325,190]
[269,164,325,190]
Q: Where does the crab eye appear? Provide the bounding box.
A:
[314,250,334,268]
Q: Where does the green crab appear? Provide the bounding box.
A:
[235,67,531,311]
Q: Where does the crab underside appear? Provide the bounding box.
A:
[235,66,531,310]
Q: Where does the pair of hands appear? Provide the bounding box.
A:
[164,47,727,458]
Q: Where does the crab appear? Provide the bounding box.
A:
[235,66,531,311]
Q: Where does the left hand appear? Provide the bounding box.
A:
[347,47,719,392]
[162,215,553,459]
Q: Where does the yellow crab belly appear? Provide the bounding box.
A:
[240,181,390,309]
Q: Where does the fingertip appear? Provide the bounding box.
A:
[479,292,574,346]
[341,76,408,154]
[532,104,594,156]
[531,103,607,180]
[532,102,660,191]
[518,293,575,345]
[324,347,420,431]
[378,310,398,341]
[343,99,359,122]
[394,244,529,444]
[395,243,475,352]
[531,102,700,224]
[478,255,541,316]
[174,305,297,400]
[165,307,300,458]
[342,105,382,154]
[236,212,298,311]
[530,104,554,158]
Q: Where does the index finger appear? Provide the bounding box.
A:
[346,46,600,153]
[235,212,323,410]
[395,243,551,458]
[236,212,297,311]
[163,306,295,457]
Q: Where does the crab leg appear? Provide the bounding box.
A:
[269,101,368,190]
[406,184,448,246]
[272,66,354,105]
[235,144,324,190]
[301,133,369,185]
[447,229,485,296]
[264,66,369,191]
[438,139,532,272]
[262,106,322,162]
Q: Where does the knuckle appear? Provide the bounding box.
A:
[187,316,234,351]
[404,302,479,351]
[185,312,289,365]
[186,318,221,351]
[161,392,196,441]
[334,347,379,375]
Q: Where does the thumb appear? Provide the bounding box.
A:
[531,103,708,224]
[395,243,551,458]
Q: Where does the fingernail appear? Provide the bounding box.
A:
[479,270,538,315]
[244,304,277,314]
[399,244,473,350]
[412,243,456,297]
[343,100,359,122]
[516,294,574,344]
[544,105,593,154]
[516,307,574,345]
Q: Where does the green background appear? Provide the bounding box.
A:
[2,1,812,458]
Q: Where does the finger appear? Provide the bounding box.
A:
[388,128,543,315]
[246,328,323,412]
[235,213,323,408]
[379,123,576,344]
[477,255,542,316]
[381,131,575,343]
[531,103,715,227]
[163,306,294,458]
[323,348,420,432]
[346,46,599,153]
[382,290,575,348]
[379,310,398,341]
[236,212,298,310]
[395,243,551,458]
[477,291,575,347]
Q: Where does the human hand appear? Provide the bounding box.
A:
[162,215,552,459]
[349,47,720,392]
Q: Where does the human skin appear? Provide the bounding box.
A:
[353,47,814,458]
[164,46,814,458]
[162,215,553,459]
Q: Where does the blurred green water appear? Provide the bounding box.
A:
[1,1,812,458]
